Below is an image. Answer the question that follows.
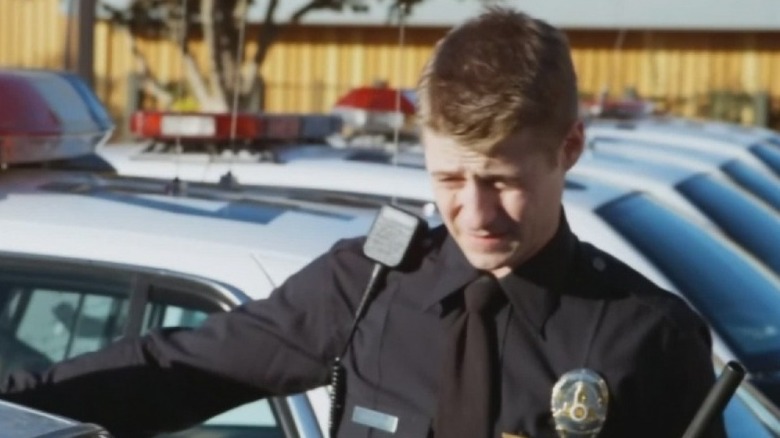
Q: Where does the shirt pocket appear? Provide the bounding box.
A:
[337,395,432,438]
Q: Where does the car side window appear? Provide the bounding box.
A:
[15,289,128,361]
[0,256,289,438]
[0,265,135,379]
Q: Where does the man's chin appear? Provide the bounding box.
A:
[462,251,513,272]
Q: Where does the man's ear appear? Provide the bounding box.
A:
[561,121,585,170]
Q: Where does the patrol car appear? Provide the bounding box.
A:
[3,165,779,436]
[569,152,780,276]
[585,117,780,178]
[0,69,354,436]
[2,70,779,436]
[7,161,780,436]
[583,137,780,213]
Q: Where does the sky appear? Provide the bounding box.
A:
[81,0,780,30]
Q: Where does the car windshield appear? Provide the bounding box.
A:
[598,193,780,372]
[720,160,780,213]
[675,174,780,275]
[750,142,780,178]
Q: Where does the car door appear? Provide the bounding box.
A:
[0,253,318,438]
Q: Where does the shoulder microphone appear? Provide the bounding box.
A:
[328,205,426,437]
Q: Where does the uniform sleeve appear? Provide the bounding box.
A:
[660,315,727,438]
[0,238,372,438]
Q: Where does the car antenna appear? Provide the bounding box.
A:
[167,0,189,196]
[598,4,627,119]
[389,1,410,206]
[219,0,250,190]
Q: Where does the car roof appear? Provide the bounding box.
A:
[586,136,733,170]
[585,118,777,172]
[576,152,701,184]
[571,153,721,223]
[99,143,677,294]
[103,142,685,289]
[101,142,654,214]
[588,116,764,145]
[101,142,436,203]
[0,168,374,298]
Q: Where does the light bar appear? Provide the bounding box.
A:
[130,111,343,144]
[263,115,301,140]
[161,114,217,137]
[0,69,115,165]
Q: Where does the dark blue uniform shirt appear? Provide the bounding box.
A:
[0,212,723,438]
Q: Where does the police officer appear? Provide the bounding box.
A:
[1,7,724,438]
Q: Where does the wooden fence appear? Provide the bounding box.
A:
[1,0,779,132]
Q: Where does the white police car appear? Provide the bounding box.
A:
[0,160,381,437]
[585,117,780,178]
[98,141,438,220]
[583,137,780,213]
[0,69,364,437]
[4,164,779,436]
[569,153,780,276]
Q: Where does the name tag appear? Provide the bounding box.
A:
[352,405,399,434]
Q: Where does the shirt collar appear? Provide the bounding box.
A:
[421,209,578,334]
[498,211,577,334]
[419,234,482,311]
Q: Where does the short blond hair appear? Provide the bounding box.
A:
[417,7,578,153]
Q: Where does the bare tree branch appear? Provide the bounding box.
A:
[252,0,280,67]
[103,1,174,108]
[108,0,430,112]
[290,0,343,24]
[182,53,222,110]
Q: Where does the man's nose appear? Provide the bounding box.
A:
[458,180,499,229]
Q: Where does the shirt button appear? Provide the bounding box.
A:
[592,257,607,271]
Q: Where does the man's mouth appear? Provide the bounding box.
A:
[464,232,508,248]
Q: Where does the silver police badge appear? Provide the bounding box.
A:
[550,368,609,437]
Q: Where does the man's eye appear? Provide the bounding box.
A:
[493,178,523,189]
[435,177,463,187]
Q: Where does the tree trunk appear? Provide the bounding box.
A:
[242,75,265,112]
[121,22,173,108]
[182,54,224,111]
[200,0,229,111]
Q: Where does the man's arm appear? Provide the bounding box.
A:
[0,238,371,437]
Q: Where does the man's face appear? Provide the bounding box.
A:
[423,124,583,277]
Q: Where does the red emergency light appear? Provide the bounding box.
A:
[129,111,343,147]
[0,69,115,165]
[332,85,417,139]
[334,86,416,115]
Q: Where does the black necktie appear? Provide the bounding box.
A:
[435,274,505,437]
